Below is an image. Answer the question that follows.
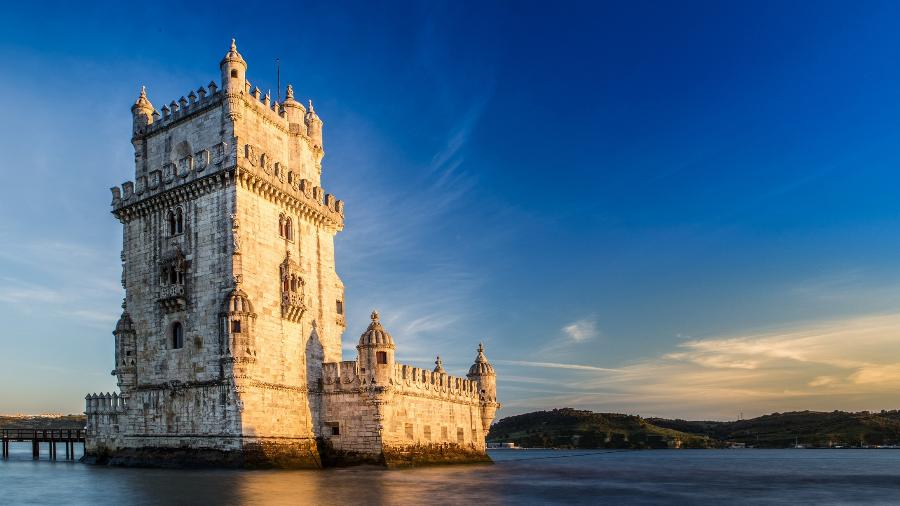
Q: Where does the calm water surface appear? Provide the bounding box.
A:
[3,445,900,505]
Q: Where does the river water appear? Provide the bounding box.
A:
[3,445,900,504]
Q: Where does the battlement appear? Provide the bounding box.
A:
[320,361,478,401]
[110,140,231,212]
[235,147,344,228]
[134,80,318,141]
[322,361,360,389]
[134,82,223,139]
[393,364,479,400]
[84,392,127,415]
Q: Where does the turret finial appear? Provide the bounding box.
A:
[434,355,446,374]
[231,38,237,51]
[478,342,484,353]
[286,84,294,100]
[371,310,379,321]
[308,99,315,113]
[140,85,146,98]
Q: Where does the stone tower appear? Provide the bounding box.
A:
[89,40,345,466]
[85,40,498,468]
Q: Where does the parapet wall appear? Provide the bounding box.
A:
[110,140,233,212]
[135,82,223,138]
[235,146,344,228]
[85,392,127,414]
[84,392,127,454]
[392,364,480,402]
[320,361,479,403]
[321,361,360,389]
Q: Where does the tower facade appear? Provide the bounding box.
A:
[85,41,497,468]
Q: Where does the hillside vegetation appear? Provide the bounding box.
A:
[648,410,900,448]
[486,408,712,448]
[487,408,900,449]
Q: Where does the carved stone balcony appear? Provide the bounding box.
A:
[281,292,306,322]
[159,284,186,313]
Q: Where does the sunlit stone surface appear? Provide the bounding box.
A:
[84,40,499,468]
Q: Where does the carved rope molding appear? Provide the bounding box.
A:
[235,165,344,231]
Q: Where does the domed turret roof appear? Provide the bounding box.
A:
[224,288,254,315]
[306,99,321,122]
[467,342,495,377]
[220,38,246,68]
[114,311,134,333]
[358,310,394,347]
[131,86,153,113]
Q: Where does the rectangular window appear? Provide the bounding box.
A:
[329,423,340,436]
[376,351,388,364]
[336,299,344,315]
[405,423,414,439]
[441,426,448,440]
[424,425,431,441]
[231,320,241,333]
[457,428,465,444]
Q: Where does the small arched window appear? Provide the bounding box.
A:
[287,171,293,184]
[167,211,176,236]
[175,207,184,234]
[230,69,238,78]
[285,217,293,241]
[171,322,184,349]
[283,277,290,292]
[290,275,298,292]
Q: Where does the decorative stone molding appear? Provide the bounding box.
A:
[280,252,306,322]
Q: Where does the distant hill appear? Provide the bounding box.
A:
[0,414,85,430]
[487,408,900,449]
[648,410,900,448]
[486,408,713,449]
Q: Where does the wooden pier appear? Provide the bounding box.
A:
[1,429,85,461]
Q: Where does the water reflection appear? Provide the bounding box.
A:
[4,449,900,505]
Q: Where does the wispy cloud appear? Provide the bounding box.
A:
[0,278,64,304]
[533,316,601,356]
[562,317,599,343]
[498,312,900,419]
[496,360,618,373]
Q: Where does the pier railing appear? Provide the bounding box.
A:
[1,428,85,461]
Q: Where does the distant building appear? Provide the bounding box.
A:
[84,40,500,468]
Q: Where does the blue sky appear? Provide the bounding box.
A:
[5,1,900,419]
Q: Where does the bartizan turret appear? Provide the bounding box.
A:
[433,356,446,374]
[306,99,323,148]
[220,38,247,94]
[220,38,246,119]
[467,343,500,432]
[281,84,307,133]
[357,310,395,386]
[131,86,154,134]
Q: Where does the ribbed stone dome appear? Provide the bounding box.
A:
[114,311,134,333]
[467,343,495,377]
[224,289,254,314]
[220,38,246,67]
[358,310,395,347]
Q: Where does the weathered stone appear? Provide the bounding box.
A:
[84,39,500,469]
